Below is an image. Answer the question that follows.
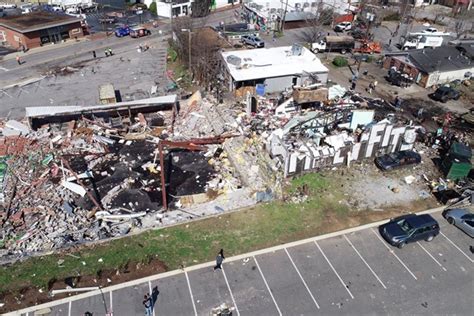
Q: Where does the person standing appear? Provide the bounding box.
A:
[143,293,152,316]
[16,56,21,65]
[92,50,96,58]
[214,250,224,270]
[108,48,113,56]
[104,49,109,57]
[351,81,356,91]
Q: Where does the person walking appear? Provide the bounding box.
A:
[92,50,96,58]
[108,48,113,56]
[104,49,109,57]
[16,55,22,65]
[214,250,224,270]
[143,293,152,316]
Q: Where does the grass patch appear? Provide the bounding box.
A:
[0,173,394,295]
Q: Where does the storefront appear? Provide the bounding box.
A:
[0,11,83,49]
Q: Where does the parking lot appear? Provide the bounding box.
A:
[14,210,473,316]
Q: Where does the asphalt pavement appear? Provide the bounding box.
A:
[10,208,474,316]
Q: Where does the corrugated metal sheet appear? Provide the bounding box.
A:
[25,95,178,118]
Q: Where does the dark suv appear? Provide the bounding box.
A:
[430,86,460,103]
[380,214,440,248]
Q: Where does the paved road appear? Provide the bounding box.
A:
[10,208,473,316]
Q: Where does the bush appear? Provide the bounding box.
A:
[332,56,348,67]
[148,2,156,15]
[383,12,400,21]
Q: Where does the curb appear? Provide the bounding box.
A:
[5,206,445,315]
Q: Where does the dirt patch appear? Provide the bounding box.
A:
[0,258,167,313]
[338,147,441,211]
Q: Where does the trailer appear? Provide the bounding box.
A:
[312,36,355,54]
[48,0,97,12]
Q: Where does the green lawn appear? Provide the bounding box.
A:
[0,173,389,294]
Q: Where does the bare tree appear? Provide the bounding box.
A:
[191,0,212,17]
[299,8,334,44]
[172,17,225,91]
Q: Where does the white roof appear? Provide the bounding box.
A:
[221,46,329,82]
[25,95,177,118]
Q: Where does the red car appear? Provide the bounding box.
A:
[130,27,151,38]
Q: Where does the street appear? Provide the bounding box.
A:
[11,208,474,316]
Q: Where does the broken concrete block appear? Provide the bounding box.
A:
[5,120,30,135]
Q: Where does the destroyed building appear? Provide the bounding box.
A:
[220,45,329,95]
[0,95,245,259]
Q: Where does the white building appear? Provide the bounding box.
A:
[148,0,239,18]
[221,45,329,93]
[243,0,358,31]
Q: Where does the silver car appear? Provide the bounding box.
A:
[443,208,474,238]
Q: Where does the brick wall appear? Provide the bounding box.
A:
[383,56,422,81]
[0,21,84,49]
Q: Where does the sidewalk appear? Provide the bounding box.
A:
[1,36,92,61]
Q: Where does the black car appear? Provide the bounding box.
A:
[430,86,461,103]
[349,29,366,40]
[374,150,421,171]
[380,214,440,248]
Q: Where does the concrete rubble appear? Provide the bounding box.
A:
[0,79,472,263]
[0,105,243,261]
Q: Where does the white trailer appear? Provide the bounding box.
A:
[48,0,97,11]
[402,33,450,50]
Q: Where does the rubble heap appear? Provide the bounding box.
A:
[0,113,236,259]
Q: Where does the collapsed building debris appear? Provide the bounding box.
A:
[0,96,245,261]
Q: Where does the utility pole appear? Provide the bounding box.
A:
[281,0,289,33]
[182,29,192,70]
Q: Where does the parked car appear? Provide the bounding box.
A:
[349,29,366,40]
[241,35,264,48]
[130,26,151,38]
[374,150,421,171]
[99,16,116,24]
[442,208,474,238]
[115,26,131,37]
[380,214,440,248]
[334,22,352,32]
[430,86,461,103]
[422,27,438,33]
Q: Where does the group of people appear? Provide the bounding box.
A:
[138,249,226,316]
[138,43,150,53]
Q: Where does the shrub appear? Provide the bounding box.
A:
[148,2,156,15]
[332,56,348,67]
[383,12,400,21]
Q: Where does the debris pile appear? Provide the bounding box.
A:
[0,113,235,258]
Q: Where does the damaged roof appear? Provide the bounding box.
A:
[221,46,329,82]
[388,46,474,74]
[0,11,81,33]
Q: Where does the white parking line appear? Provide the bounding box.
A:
[371,228,418,280]
[109,290,113,314]
[148,281,155,316]
[284,248,320,309]
[184,271,198,316]
[314,241,354,299]
[221,266,241,316]
[0,66,9,72]
[416,242,447,272]
[440,232,474,263]
[344,235,387,289]
[253,255,283,316]
[68,301,71,316]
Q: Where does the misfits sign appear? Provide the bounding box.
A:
[284,123,417,176]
